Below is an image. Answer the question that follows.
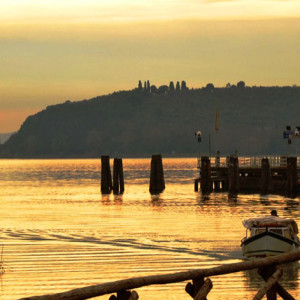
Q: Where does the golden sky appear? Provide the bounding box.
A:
[0,0,300,132]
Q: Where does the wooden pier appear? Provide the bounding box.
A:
[195,156,300,196]
[20,250,300,300]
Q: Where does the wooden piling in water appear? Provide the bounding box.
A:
[113,158,124,195]
[287,157,297,195]
[101,155,112,194]
[261,158,271,194]
[228,156,239,193]
[200,156,212,193]
[149,154,165,195]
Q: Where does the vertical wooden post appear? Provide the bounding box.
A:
[258,265,277,300]
[101,155,112,194]
[185,277,205,298]
[287,157,297,195]
[261,158,271,194]
[119,159,124,194]
[194,179,199,192]
[200,156,212,193]
[228,155,239,193]
[113,158,125,195]
[149,154,165,194]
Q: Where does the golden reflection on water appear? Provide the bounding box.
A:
[0,158,299,299]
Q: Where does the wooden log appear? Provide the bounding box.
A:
[19,251,300,300]
[101,156,112,194]
[200,156,212,193]
[113,158,120,194]
[194,179,199,192]
[194,278,213,300]
[109,290,138,300]
[129,291,139,300]
[149,154,165,194]
[185,277,205,298]
[228,155,239,193]
[258,265,295,300]
[287,157,297,196]
[117,290,131,300]
[261,158,271,194]
[112,158,124,195]
[119,159,124,194]
[253,268,283,300]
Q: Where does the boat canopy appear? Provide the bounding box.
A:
[242,216,298,233]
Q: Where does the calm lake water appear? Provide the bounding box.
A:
[0,158,299,299]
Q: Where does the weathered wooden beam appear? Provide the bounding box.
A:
[113,158,124,195]
[108,290,138,300]
[200,156,212,193]
[287,157,297,196]
[261,158,271,194]
[194,278,213,300]
[258,265,295,300]
[149,154,165,194]
[228,155,239,193]
[185,277,205,298]
[253,268,282,300]
[19,251,300,300]
[101,155,112,194]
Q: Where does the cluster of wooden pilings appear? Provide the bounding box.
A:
[195,156,300,196]
[20,250,300,300]
[101,156,124,195]
[101,154,165,195]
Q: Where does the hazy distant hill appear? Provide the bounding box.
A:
[0,132,15,144]
[1,86,300,158]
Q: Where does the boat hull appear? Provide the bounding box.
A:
[242,231,299,258]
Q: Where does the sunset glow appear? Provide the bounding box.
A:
[0,0,300,132]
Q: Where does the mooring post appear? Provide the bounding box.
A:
[113,158,124,195]
[119,159,124,194]
[228,155,239,193]
[287,156,297,196]
[149,154,165,195]
[101,155,112,194]
[200,156,212,193]
[109,290,139,300]
[185,277,205,298]
[261,158,271,194]
[194,179,199,192]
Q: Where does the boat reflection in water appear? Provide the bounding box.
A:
[241,215,300,258]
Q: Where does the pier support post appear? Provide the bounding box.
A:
[109,290,139,300]
[113,158,124,195]
[149,154,165,195]
[101,155,112,194]
[257,265,294,300]
[261,158,271,194]
[287,157,297,196]
[228,156,239,193]
[194,179,199,192]
[200,156,212,193]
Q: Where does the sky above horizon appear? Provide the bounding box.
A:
[1,0,300,132]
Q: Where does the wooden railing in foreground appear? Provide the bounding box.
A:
[20,250,300,300]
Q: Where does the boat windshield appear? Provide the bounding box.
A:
[251,227,291,238]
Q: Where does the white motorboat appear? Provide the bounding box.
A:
[241,215,300,258]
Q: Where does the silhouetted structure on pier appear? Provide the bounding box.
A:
[195,156,300,197]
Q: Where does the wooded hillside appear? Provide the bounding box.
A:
[1,85,299,157]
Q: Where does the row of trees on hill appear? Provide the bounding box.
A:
[138,80,188,95]
[137,80,247,95]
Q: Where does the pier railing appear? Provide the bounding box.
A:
[20,250,300,300]
[197,156,300,168]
